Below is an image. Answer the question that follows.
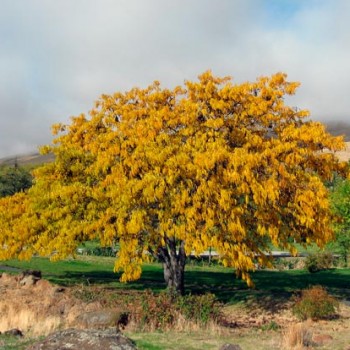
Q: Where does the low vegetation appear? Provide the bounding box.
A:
[304,251,335,273]
[292,285,339,321]
[132,289,221,331]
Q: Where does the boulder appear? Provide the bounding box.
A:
[4,328,23,337]
[26,328,137,350]
[23,270,42,279]
[19,275,37,287]
[74,310,129,329]
[18,270,42,287]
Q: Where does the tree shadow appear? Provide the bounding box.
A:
[243,269,350,312]
[40,265,350,313]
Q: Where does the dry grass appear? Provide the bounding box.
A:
[127,311,226,334]
[281,322,313,350]
[0,305,61,336]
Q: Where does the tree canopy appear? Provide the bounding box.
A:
[0,165,32,198]
[0,71,348,293]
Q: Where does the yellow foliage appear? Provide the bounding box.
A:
[0,70,348,288]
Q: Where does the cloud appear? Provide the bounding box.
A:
[0,0,349,158]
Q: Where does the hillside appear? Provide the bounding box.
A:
[325,120,350,141]
[0,152,55,167]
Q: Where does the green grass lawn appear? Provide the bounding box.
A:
[1,256,349,304]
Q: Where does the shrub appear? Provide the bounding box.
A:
[134,289,221,330]
[292,285,339,321]
[176,293,221,325]
[273,258,298,271]
[138,289,176,329]
[304,252,334,273]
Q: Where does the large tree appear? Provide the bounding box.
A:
[0,71,347,294]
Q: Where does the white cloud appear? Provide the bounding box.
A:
[0,0,349,158]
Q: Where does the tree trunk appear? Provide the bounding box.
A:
[158,237,186,295]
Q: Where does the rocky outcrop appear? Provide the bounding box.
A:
[74,310,129,329]
[26,328,137,350]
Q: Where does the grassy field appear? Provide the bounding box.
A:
[2,255,350,303]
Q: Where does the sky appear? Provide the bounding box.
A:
[0,0,349,158]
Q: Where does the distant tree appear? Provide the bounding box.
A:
[0,71,348,294]
[330,179,350,265]
[0,165,33,197]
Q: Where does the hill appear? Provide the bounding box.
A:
[325,121,350,141]
[0,152,55,167]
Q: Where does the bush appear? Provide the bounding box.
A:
[292,285,339,321]
[134,289,221,330]
[176,293,220,325]
[138,289,176,329]
[304,252,334,273]
[273,258,299,271]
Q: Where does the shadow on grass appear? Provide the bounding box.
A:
[252,269,350,298]
[46,266,350,307]
[3,258,349,309]
[50,268,167,292]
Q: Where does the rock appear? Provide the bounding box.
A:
[19,275,37,287]
[312,333,333,345]
[26,328,137,350]
[4,328,23,337]
[75,310,129,329]
[18,270,42,287]
[219,344,242,350]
